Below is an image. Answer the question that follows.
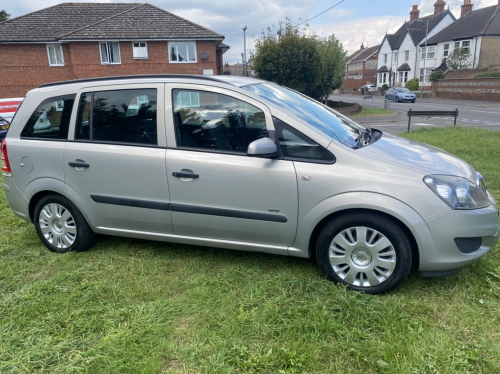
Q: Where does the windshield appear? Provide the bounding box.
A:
[242,83,363,148]
[397,88,411,93]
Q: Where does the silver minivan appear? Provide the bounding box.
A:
[1,75,499,294]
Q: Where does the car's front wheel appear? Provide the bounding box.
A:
[316,212,412,294]
[34,194,96,253]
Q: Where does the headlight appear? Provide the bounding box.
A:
[423,175,491,210]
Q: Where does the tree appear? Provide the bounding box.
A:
[314,35,347,103]
[0,10,10,22]
[446,48,473,70]
[405,78,419,91]
[252,19,346,100]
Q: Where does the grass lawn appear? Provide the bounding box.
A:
[349,108,396,118]
[1,126,499,373]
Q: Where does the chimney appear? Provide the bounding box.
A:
[360,43,364,50]
[461,0,473,17]
[434,1,446,14]
[410,5,420,21]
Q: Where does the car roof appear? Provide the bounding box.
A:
[38,74,265,89]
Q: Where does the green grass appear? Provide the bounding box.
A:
[1,126,500,373]
[349,108,396,118]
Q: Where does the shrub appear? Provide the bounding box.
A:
[382,84,389,90]
[474,71,500,78]
[429,70,444,82]
[406,78,419,91]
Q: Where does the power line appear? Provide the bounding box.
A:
[297,0,346,26]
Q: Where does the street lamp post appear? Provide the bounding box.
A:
[421,19,429,99]
[243,26,248,77]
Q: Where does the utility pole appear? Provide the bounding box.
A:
[243,26,248,77]
[421,19,429,99]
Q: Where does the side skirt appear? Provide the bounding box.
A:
[94,226,290,256]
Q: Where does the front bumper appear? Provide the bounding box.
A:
[400,96,416,101]
[414,205,499,273]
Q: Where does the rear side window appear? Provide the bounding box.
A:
[75,89,158,146]
[21,94,75,140]
[273,118,335,163]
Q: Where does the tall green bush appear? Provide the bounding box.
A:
[406,78,419,91]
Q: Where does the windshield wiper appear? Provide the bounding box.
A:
[354,127,372,149]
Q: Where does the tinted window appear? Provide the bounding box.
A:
[173,89,268,153]
[273,118,335,163]
[75,89,158,145]
[21,94,75,140]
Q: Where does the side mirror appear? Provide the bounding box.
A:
[247,137,279,158]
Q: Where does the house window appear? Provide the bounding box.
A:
[421,48,426,60]
[384,54,387,64]
[47,44,64,66]
[427,46,435,59]
[461,40,471,54]
[133,42,148,59]
[100,42,121,64]
[405,50,409,62]
[379,73,387,84]
[443,44,450,57]
[404,71,408,83]
[420,69,431,84]
[399,71,409,84]
[169,42,197,63]
[176,91,200,108]
[454,42,461,50]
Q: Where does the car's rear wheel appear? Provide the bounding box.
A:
[316,212,412,294]
[34,194,95,253]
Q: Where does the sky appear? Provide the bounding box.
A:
[3,0,499,64]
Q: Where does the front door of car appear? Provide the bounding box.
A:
[164,84,298,246]
[64,84,173,234]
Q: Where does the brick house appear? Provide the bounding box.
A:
[346,44,380,81]
[0,3,229,98]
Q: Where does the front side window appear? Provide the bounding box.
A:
[273,118,334,163]
[76,89,158,145]
[21,94,75,140]
[243,83,363,148]
[169,42,197,63]
[47,44,64,66]
[100,42,121,64]
[133,42,148,59]
[173,89,268,153]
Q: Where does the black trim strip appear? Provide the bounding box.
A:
[171,203,287,223]
[91,195,171,210]
[90,195,287,223]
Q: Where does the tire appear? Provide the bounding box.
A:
[34,194,96,253]
[316,212,412,295]
[397,96,401,103]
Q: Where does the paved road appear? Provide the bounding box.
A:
[329,94,500,135]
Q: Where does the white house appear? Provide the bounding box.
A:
[419,0,500,74]
[377,1,455,88]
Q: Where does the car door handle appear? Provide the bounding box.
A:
[172,172,199,179]
[68,162,90,169]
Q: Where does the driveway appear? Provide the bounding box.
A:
[329,94,500,135]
